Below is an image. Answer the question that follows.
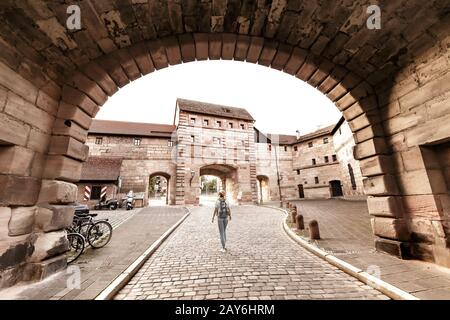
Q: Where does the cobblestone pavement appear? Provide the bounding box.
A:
[286,199,450,300]
[115,205,389,300]
[92,208,138,230]
[0,206,187,300]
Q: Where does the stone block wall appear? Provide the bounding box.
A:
[333,121,365,198]
[0,61,71,288]
[255,143,297,202]
[374,36,450,266]
[176,109,257,205]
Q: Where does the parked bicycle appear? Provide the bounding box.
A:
[72,212,113,249]
[65,211,113,264]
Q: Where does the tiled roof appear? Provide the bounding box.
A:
[176,98,255,121]
[89,119,175,138]
[296,124,336,142]
[266,134,298,145]
[81,157,123,181]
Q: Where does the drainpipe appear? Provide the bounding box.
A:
[274,143,283,207]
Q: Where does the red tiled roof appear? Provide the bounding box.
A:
[81,157,123,181]
[177,98,255,121]
[89,120,175,138]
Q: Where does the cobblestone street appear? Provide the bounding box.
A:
[115,205,388,300]
[287,200,450,299]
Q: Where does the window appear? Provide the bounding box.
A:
[339,128,342,135]
[240,124,245,130]
[268,144,272,151]
[203,119,209,126]
[297,169,300,175]
[133,138,141,146]
[216,120,222,128]
[95,137,103,145]
[168,140,173,147]
[294,146,298,152]
[312,158,316,165]
[308,142,313,148]
[190,135,195,143]
[228,122,234,129]
[90,186,102,200]
[315,177,319,184]
[323,138,329,144]
[213,137,221,145]
[284,146,288,152]
[332,154,337,162]
[348,164,357,190]
[190,117,196,125]
[324,156,329,163]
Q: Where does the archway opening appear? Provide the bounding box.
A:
[199,164,238,206]
[256,175,270,204]
[148,172,171,206]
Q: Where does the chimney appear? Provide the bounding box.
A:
[296,130,300,139]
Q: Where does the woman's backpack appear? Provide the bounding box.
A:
[218,199,228,218]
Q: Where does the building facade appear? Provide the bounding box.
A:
[80,98,365,207]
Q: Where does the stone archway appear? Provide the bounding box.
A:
[148,172,171,206]
[0,1,449,288]
[199,164,239,205]
[256,175,270,204]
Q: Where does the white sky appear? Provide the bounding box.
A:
[96,60,342,136]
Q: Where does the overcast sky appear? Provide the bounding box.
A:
[96,60,341,136]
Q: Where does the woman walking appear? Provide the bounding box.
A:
[211,191,232,252]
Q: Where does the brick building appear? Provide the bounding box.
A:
[81,98,364,207]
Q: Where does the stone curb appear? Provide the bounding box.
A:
[94,207,191,300]
[264,205,419,301]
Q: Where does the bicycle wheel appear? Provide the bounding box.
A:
[87,221,113,249]
[66,233,85,264]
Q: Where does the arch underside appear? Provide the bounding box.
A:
[0,1,450,288]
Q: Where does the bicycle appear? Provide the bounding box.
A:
[66,232,85,264]
[72,212,113,249]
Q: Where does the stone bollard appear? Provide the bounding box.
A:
[309,220,320,240]
[290,206,297,224]
[296,214,304,230]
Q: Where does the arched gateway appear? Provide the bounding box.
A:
[0,1,449,288]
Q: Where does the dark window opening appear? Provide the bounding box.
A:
[90,186,102,200]
[284,146,288,152]
[323,138,329,144]
[348,164,357,190]
[312,158,316,165]
[314,177,319,184]
[324,156,329,163]
[240,124,245,130]
[332,154,337,162]
[308,142,313,148]
[268,144,272,151]
[297,169,300,175]
[95,137,103,145]
[294,146,298,151]
[203,119,209,126]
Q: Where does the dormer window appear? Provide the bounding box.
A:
[95,137,103,145]
[203,119,209,126]
[240,124,245,130]
[134,138,141,146]
[228,122,233,129]
[190,117,196,125]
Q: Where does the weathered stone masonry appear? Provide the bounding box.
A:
[0,1,449,288]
